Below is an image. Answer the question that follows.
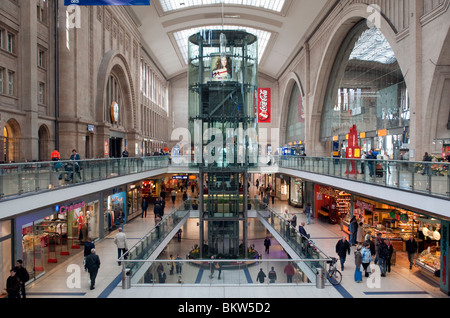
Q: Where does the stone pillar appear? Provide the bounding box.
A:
[20,1,38,161]
[408,0,424,161]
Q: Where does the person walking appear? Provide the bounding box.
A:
[386,239,394,273]
[284,261,295,283]
[121,147,129,158]
[405,235,418,269]
[13,260,29,298]
[141,198,148,218]
[209,256,216,279]
[85,248,101,290]
[304,202,312,225]
[356,222,364,245]
[354,245,363,283]
[171,189,177,205]
[361,242,372,278]
[377,238,389,277]
[168,254,175,275]
[270,189,275,204]
[335,236,351,271]
[83,239,95,271]
[256,268,266,284]
[114,228,128,266]
[5,268,20,298]
[175,255,183,275]
[264,236,271,254]
[268,267,277,283]
[349,216,358,245]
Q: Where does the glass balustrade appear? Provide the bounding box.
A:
[254,198,329,275]
[0,155,448,200]
[0,157,169,200]
[120,258,331,286]
[122,202,190,276]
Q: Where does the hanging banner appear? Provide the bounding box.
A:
[258,88,271,123]
[64,0,150,5]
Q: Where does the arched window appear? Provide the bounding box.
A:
[285,83,306,152]
[321,22,409,157]
[105,74,122,125]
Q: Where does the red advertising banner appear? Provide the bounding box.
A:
[258,88,271,123]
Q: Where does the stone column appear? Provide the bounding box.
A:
[20,1,38,161]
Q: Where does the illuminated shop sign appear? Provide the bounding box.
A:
[258,88,271,123]
[65,0,150,5]
[59,202,86,214]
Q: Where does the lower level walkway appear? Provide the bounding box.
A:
[24,187,448,299]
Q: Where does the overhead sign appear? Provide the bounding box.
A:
[258,88,271,123]
[65,0,150,5]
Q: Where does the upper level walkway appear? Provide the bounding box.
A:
[0,155,449,220]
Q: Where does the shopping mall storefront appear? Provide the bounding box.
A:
[312,182,449,294]
[14,194,101,282]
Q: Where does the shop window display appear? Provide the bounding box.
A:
[21,201,99,281]
[289,178,303,208]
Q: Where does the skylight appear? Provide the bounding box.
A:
[160,0,285,13]
[174,25,271,64]
[349,28,397,64]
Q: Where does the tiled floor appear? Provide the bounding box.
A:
[24,186,448,299]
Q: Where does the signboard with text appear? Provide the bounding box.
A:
[258,88,271,123]
[64,0,150,5]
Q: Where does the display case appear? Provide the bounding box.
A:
[415,246,441,280]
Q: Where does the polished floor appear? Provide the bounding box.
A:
[23,186,448,299]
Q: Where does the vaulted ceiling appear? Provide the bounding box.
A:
[128,0,332,80]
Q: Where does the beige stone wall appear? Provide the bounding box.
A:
[275,0,450,160]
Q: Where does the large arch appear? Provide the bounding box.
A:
[309,4,406,154]
[425,25,450,152]
[279,72,305,146]
[96,50,136,130]
[2,118,22,163]
[38,124,51,161]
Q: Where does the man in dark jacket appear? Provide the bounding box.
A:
[377,239,389,277]
[154,203,162,219]
[405,235,418,269]
[85,248,101,290]
[6,268,20,298]
[14,260,29,298]
[336,236,351,271]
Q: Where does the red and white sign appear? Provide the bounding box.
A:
[258,88,271,123]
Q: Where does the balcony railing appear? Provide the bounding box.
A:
[0,156,168,200]
[0,155,448,201]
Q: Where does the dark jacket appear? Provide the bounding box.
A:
[298,226,309,238]
[84,241,95,257]
[405,239,418,254]
[154,204,162,216]
[85,253,101,273]
[336,239,351,258]
[6,276,20,297]
[378,242,390,260]
[14,266,29,284]
[257,270,266,283]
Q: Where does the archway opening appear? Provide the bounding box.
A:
[321,22,409,159]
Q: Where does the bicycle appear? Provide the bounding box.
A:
[326,257,342,285]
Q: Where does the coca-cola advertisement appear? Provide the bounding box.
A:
[258,88,271,123]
